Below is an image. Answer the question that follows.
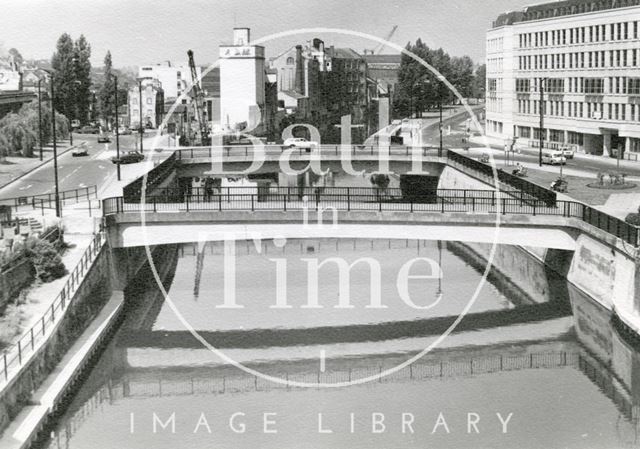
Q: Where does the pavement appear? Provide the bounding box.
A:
[0,132,171,350]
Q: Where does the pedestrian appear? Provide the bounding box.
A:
[204,177,214,202]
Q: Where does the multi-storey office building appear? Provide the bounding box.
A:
[486,0,640,157]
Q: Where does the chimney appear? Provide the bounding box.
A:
[294,45,305,95]
[233,28,250,45]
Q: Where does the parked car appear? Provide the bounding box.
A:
[70,119,81,129]
[542,151,567,165]
[283,137,318,151]
[78,125,99,134]
[117,127,132,135]
[111,151,144,165]
[560,146,575,159]
[71,145,88,157]
[97,133,111,143]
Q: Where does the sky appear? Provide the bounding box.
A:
[2,0,537,69]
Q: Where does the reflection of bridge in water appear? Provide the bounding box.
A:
[48,339,640,449]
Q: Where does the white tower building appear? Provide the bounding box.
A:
[219,28,266,132]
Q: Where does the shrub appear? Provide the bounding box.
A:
[625,213,640,227]
[26,240,66,282]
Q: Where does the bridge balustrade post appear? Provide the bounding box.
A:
[251,195,255,212]
[347,188,350,212]
[186,195,189,212]
[441,197,445,213]
[218,195,222,212]
[283,194,286,212]
[502,198,506,215]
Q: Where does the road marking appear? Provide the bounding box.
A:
[19,184,32,191]
[320,349,326,372]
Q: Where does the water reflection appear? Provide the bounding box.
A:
[37,240,640,449]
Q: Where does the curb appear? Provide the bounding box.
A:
[0,141,87,193]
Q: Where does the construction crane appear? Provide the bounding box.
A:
[187,49,209,145]
[372,25,398,54]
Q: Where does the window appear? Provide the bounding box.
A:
[286,56,295,65]
[146,98,152,104]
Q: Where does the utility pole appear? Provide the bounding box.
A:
[37,79,43,161]
[114,75,121,180]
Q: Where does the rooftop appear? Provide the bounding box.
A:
[362,54,401,65]
[493,0,640,28]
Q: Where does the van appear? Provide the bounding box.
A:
[542,151,566,165]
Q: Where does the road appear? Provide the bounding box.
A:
[421,110,640,178]
[0,133,144,200]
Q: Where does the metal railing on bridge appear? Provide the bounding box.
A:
[447,151,557,205]
[101,186,640,247]
[172,144,443,160]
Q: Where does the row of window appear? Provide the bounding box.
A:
[518,21,640,48]
[513,76,640,94]
[516,99,640,121]
[515,126,585,145]
[518,48,640,70]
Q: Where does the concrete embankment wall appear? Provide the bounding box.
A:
[437,165,493,190]
[0,243,176,442]
[447,242,573,305]
[0,244,113,434]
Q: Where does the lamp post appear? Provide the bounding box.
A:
[137,78,144,153]
[538,77,548,167]
[42,69,61,218]
[114,75,121,180]
[37,78,43,161]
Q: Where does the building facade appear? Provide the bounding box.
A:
[138,62,200,102]
[128,78,164,129]
[219,28,266,133]
[486,0,640,156]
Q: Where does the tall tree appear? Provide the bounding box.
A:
[473,64,486,100]
[73,35,92,125]
[51,33,76,121]
[98,51,115,126]
[393,39,477,118]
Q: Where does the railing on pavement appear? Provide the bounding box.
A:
[0,232,104,387]
[101,186,639,247]
[0,185,98,210]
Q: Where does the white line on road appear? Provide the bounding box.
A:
[19,184,33,191]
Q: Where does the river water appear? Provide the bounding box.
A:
[38,239,640,449]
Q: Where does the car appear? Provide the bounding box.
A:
[70,119,81,129]
[561,146,575,159]
[117,127,132,135]
[111,151,144,165]
[283,137,318,151]
[71,145,88,157]
[78,125,99,134]
[542,151,567,165]
[97,133,111,143]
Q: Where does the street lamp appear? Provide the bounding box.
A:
[114,75,121,181]
[41,69,61,218]
[418,74,445,157]
[538,77,548,167]
[37,78,44,161]
[137,78,145,153]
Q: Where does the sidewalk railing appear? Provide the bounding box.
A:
[123,153,177,202]
[0,232,104,387]
[101,187,639,247]
[0,186,98,211]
